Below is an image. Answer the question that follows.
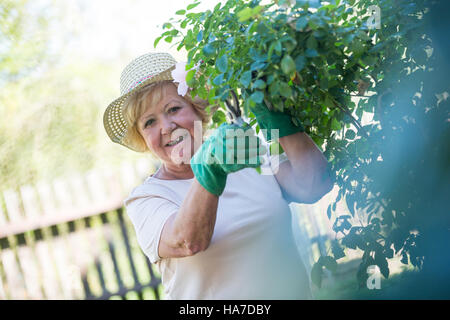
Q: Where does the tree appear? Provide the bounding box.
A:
[156,0,449,297]
[0,0,51,84]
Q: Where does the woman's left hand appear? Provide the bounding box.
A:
[190,123,266,196]
[249,99,304,142]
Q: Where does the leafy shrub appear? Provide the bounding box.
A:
[156,0,450,294]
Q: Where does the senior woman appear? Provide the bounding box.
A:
[103,52,333,300]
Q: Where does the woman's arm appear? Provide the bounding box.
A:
[158,123,265,259]
[158,178,219,258]
[275,132,334,204]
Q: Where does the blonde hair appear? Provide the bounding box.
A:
[122,80,212,153]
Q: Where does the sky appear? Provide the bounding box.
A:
[51,0,222,64]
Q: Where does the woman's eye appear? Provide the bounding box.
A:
[169,106,180,113]
[144,119,154,128]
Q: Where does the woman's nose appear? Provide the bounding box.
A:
[160,117,176,135]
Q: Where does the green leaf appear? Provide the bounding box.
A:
[306,35,318,50]
[212,73,224,86]
[331,240,346,260]
[323,96,334,109]
[202,43,215,57]
[250,61,266,71]
[237,6,263,22]
[401,252,409,264]
[212,109,226,124]
[357,259,371,288]
[284,39,297,54]
[274,40,282,55]
[331,117,341,130]
[269,141,283,156]
[308,0,321,8]
[295,0,313,8]
[350,40,364,56]
[216,54,228,73]
[345,129,356,139]
[279,82,292,98]
[342,232,357,249]
[305,48,318,57]
[252,79,266,90]
[198,85,208,100]
[384,247,394,259]
[250,91,264,104]
[176,9,186,15]
[341,217,352,231]
[217,87,230,101]
[311,262,323,288]
[240,71,252,88]
[375,251,390,278]
[320,77,328,89]
[281,54,296,75]
[197,30,203,42]
[295,16,308,31]
[268,81,280,97]
[186,69,196,85]
[346,193,355,216]
[268,42,276,62]
[153,36,162,48]
[319,256,338,273]
[295,55,306,72]
[237,7,253,22]
[187,2,200,10]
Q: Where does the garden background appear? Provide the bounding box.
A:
[0,0,448,299]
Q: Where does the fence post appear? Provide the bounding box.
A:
[3,189,23,223]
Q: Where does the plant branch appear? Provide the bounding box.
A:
[330,95,369,139]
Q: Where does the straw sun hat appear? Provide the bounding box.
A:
[103,52,178,152]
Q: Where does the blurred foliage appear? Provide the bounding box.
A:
[158,0,450,296]
[0,0,51,83]
[312,259,418,299]
[0,61,128,188]
[0,0,145,191]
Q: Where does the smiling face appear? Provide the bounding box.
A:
[137,82,203,172]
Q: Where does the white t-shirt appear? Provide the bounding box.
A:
[124,152,312,300]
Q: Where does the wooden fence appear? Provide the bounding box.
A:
[0,157,341,300]
[0,158,163,300]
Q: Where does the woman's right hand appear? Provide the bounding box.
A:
[190,122,266,196]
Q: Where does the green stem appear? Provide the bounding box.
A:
[317,88,368,138]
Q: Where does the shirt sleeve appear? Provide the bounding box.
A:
[265,139,289,175]
[124,188,179,263]
[269,151,289,174]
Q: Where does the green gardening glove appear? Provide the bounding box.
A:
[190,122,266,196]
[246,91,304,141]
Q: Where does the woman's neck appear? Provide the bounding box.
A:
[154,163,194,180]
